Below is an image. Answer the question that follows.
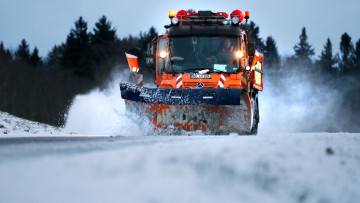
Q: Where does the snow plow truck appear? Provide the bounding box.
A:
[120,10,264,135]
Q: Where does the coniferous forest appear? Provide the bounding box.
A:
[0,16,359,131]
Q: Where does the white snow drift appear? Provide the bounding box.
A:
[0,111,67,138]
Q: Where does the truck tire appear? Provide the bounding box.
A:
[250,96,259,135]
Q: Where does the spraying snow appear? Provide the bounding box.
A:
[259,69,343,134]
[64,67,344,135]
[64,70,151,136]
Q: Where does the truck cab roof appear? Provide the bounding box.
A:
[167,25,242,37]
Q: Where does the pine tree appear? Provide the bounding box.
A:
[91,15,116,44]
[353,39,360,72]
[138,26,158,60]
[62,16,91,75]
[0,41,4,54]
[318,38,337,73]
[0,41,6,57]
[67,16,90,48]
[245,21,264,47]
[293,27,315,66]
[264,36,280,68]
[339,33,354,72]
[0,41,12,61]
[15,39,31,62]
[46,45,65,67]
[30,47,42,67]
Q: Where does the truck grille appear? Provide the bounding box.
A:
[183,82,218,88]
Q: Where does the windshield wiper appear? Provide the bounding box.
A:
[213,70,228,74]
[181,68,209,73]
[171,56,184,61]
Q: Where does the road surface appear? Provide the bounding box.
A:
[1,133,359,203]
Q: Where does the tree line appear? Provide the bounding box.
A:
[246,21,360,76]
[0,16,359,131]
[0,16,157,126]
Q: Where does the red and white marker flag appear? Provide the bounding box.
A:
[125,53,143,86]
[217,74,226,88]
[125,53,140,73]
[176,74,183,88]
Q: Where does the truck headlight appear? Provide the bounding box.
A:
[160,51,167,59]
[236,51,244,58]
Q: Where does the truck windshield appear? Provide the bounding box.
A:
[165,36,240,74]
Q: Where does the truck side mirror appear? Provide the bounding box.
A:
[248,42,256,56]
[146,42,154,66]
[147,43,151,55]
[248,42,256,65]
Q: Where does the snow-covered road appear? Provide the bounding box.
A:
[1,133,359,203]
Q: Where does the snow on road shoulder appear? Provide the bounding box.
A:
[0,111,107,138]
[0,111,61,138]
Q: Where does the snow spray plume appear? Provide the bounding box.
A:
[65,61,355,135]
[258,63,351,134]
[64,66,153,136]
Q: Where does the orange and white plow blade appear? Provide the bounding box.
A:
[124,95,252,135]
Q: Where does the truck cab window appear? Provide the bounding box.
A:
[157,38,167,75]
[166,36,240,74]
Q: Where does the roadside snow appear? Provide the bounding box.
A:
[0,111,108,138]
[0,111,62,138]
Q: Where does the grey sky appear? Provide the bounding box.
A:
[1,0,359,57]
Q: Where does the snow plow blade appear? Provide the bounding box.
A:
[120,83,252,134]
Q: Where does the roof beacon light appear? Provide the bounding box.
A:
[176,10,189,20]
[230,10,244,24]
[216,12,229,18]
[244,11,250,20]
[169,10,176,18]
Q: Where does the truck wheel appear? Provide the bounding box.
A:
[250,97,259,135]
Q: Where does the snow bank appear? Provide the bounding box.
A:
[0,111,111,138]
[0,111,67,138]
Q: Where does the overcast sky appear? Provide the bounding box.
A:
[1,0,359,57]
